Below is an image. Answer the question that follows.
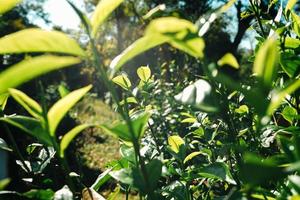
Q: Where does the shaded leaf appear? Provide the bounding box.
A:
[92,169,112,191]
[0,178,11,190]
[281,106,297,124]
[23,189,54,200]
[8,88,42,119]
[0,28,85,56]
[100,112,150,142]
[0,55,81,94]
[47,85,92,136]
[0,115,52,145]
[199,162,236,185]
[58,84,70,98]
[91,0,124,37]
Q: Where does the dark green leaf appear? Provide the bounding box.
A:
[0,116,52,145]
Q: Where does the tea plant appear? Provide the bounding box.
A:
[0,0,300,199]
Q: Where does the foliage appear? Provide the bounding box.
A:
[0,0,300,200]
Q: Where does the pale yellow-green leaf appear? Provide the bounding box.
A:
[0,93,9,110]
[219,0,237,13]
[120,97,138,106]
[235,105,249,114]
[183,151,202,164]
[292,12,300,37]
[284,37,300,49]
[268,79,300,115]
[60,124,93,157]
[137,66,151,82]
[47,85,92,136]
[0,28,85,56]
[91,0,123,37]
[169,37,205,58]
[0,0,22,14]
[145,17,197,34]
[8,88,42,119]
[112,74,131,90]
[285,0,297,14]
[109,34,168,77]
[217,53,239,69]
[0,55,81,94]
[181,118,197,123]
[253,38,278,87]
[168,135,185,153]
[0,178,11,190]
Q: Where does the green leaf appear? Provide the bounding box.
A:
[0,115,52,145]
[109,17,205,76]
[112,74,131,90]
[174,79,218,112]
[119,97,138,106]
[0,0,22,14]
[284,37,300,49]
[8,88,42,119]
[253,38,278,88]
[240,153,285,185]
[217,53,239,69]
[60,124,93,157]
[23,189,54,200]
[199,162,236,185]
[0,55,81,94]
[137,66,151,82]
[285,0,297,14]
[281,106,297,124]
[91,0,124,37]
[100,112,150,142]
[168,135,185,154]
[181,117,197,123]
[0,28,85,56]
[183,151,202,164]
[47,85,92,136]
[145,17,197,34]
[268,79,300,115]
[132,159,162,194]
[292,12,300,37]
[219,0,237,13]
[280,52,300,77]
[0,93,9,110]
[58,84,70,98]
[92,169,112,191]
[0,178,11,190]
[109,35,168,77]
[235,105,249,114]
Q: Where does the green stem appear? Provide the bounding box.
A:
[89,37,153,198]
[38,82,76,193]
[249,0,266,38]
